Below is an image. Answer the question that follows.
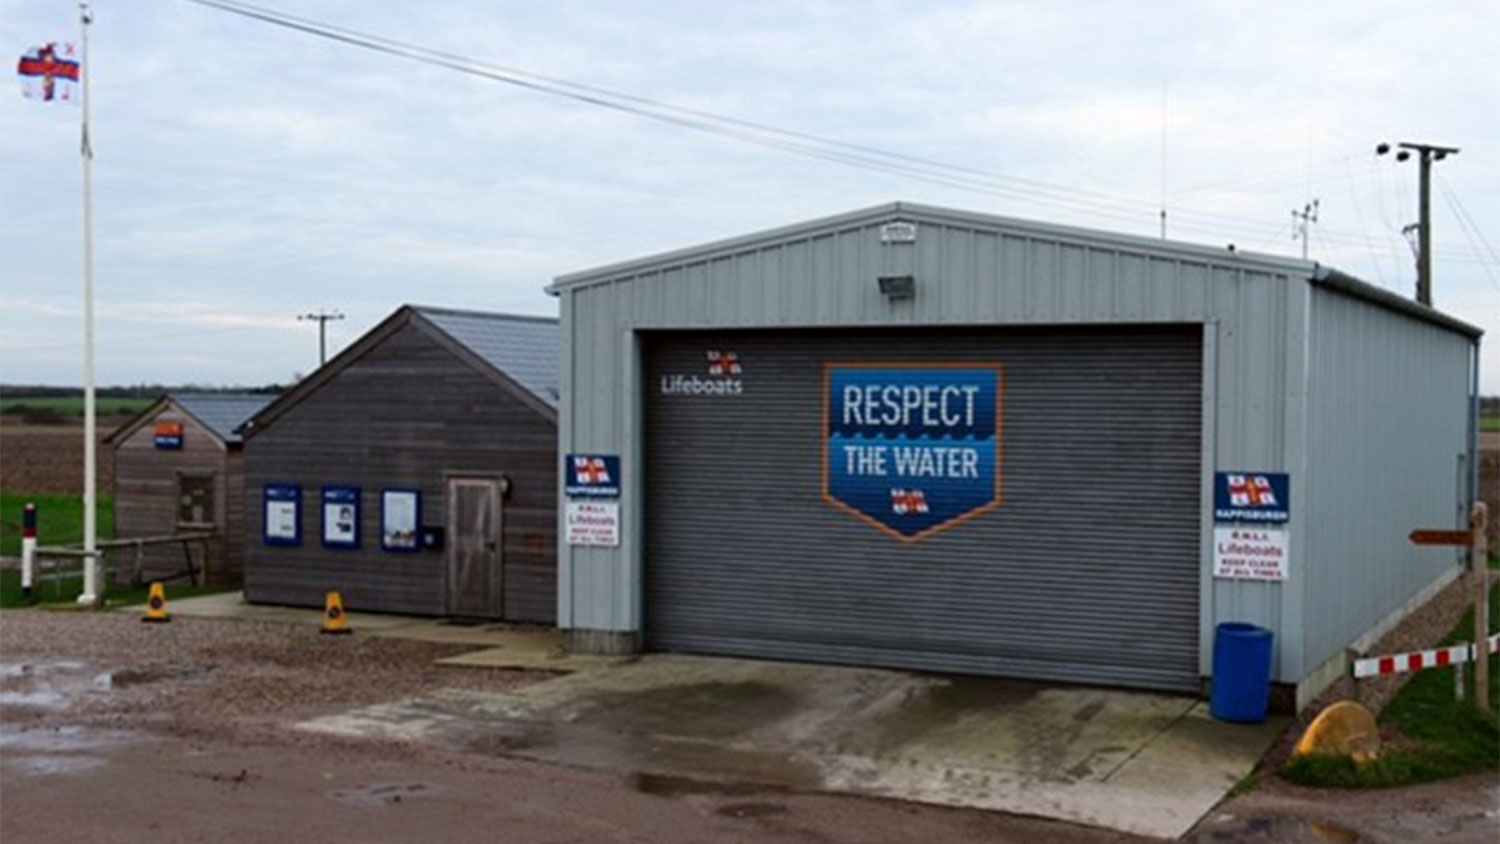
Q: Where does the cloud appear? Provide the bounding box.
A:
[0,0,1495,389]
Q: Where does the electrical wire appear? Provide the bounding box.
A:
[177,0,1488,269]
[1436,178,1500,293]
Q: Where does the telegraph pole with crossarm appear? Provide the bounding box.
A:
[298,310,344,367]
[1377,141,1459,307]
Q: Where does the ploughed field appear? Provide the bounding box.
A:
[0,418,128,495]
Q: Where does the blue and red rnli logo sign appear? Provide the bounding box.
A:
[1213,472,1290,523]
[565,453,621,498]
[154,422,183,450]
[824,364,1002,541]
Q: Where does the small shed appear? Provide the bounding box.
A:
[108,392,273,585]
[241,305,559,622]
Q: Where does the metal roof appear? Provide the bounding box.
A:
[170,393,275,443]
[549,200,1480,339]
[413,306,560,406]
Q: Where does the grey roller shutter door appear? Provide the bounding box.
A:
[644,325,1202,692]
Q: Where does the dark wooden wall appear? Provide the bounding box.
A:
[242,321,557,622]
[112,404,241,585]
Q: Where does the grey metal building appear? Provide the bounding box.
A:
[551,202,1481,706]
[242,305,559,622]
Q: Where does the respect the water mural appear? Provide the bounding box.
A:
[824,364,1002,540]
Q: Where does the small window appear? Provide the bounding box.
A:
[178,474,216,527]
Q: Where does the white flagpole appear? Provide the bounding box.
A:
[77,2,99,606]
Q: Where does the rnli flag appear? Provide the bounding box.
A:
[18,42,80,103]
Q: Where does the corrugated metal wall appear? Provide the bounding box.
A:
[643,327,1203,691]
[1301,286,1475,672]
[558,205,1309,681]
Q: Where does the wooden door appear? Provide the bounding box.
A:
[446,477,502,618]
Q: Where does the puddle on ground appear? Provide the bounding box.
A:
[1,660,106,711]
[1192,814,1362,843]
[0,661,151,778]
[328,782,445,807]
[2,755,107,777]
[1,660,202,708]
[0,724,136,753]
[630,772,771,798]
[0,690,70,709]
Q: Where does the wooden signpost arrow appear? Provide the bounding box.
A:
[1408,529,1473,547]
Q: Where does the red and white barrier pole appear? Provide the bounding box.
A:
[21,502,37,601]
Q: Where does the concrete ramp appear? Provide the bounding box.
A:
[299,655,1285,838]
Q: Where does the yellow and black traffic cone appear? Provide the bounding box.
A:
[142,582,170,623]
[320,590,351,635]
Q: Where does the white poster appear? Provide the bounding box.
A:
[566,501,620,547]
[324,503,357,545]
[265,500,298,541]
[1213,526,1289,581]
[382,490,419,551]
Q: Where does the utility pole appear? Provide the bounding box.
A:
[298,310,344,367]
[1292,199,1319,261]
[1377,141,1459,306]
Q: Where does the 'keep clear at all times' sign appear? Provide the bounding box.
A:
[825,364,1002,541]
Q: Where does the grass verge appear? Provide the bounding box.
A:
[0,569,238,609]
[1279,557,1499,787]
[0,493,114,557]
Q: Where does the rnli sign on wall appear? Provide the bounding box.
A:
[824,364,1002,541]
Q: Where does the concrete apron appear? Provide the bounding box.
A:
[298,654,1285,838]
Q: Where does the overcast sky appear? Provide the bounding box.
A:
[2,0,1497,390]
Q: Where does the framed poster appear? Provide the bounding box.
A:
[321,486,360,549]
[263,484,301,546]
[381,488,421,552]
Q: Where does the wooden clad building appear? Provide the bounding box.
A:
[241,305,559,622]
[108,393,273,585]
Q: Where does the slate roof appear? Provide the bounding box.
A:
[414,307,560,406]
[171,393,275,444]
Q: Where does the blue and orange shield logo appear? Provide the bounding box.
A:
[824,363,1003,541]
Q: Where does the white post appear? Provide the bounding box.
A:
[21,502,37,601]
[76,2,100,607]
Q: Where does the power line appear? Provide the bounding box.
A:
[1437,178,1500,293]
[178,0,1488,269]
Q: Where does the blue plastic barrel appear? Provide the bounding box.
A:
[1210,622,1274,723]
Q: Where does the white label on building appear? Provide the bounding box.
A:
[1213,526,1289,581]
[880,221,918,243]
[566,501,620,547]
